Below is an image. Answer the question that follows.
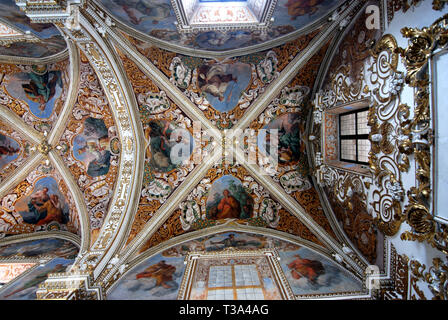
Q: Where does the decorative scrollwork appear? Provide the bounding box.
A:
[397,15,448,253]
[409,256,448,300]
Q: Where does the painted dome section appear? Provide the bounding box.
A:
[0,0,66,58]
[96,0,340,52]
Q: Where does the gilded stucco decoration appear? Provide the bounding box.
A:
[179,163,282,231]
[408,256,448,300]
[116,50,214,245]
[58,52,120,245]
[396,14,448,254]
[0,0,434,301]
[313,31,408,239]
[378,244,409,300]
[0,60,70,133]
[0,162,80,236]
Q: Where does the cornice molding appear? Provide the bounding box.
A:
[0,48,69,65]
[105,223,353,296]
[229,0,362,135]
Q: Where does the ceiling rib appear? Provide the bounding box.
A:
[0,105,42,145]
[229,0,360,135]
[304,1,373,267]
[103,149,223,279]
[234,148,364,276]
[47,40,80,146]
[71,14,145,280]
[82,0,367,283]
[48,151,91,256]
[0,152,43,199]
[107,27,222,141]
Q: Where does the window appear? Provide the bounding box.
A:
[339,108,370,164]
[207,264,264,300]
[178,249,295,300]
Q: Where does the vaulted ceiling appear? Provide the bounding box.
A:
[0,0,444,301]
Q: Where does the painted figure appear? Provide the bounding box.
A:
[206,176,253,220]
[0,144,19,157]
[0,134,20,169]
[287,254,325,284]
[216,190,241,219]
[75,117,111,177]
[112,0,171,25]
[22,68,62,115]
[145,120,192,172]
[264,113,304,164]
[3,263,67,299]
[23,189,65,225]
[198,64,237,102]
[285,0,325,20]
[136,260,176,289]
[18,177,70,226]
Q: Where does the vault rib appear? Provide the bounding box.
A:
[47,39,80,146]
[0,105,42,145]
[0,152,43,199]
[110,149,222,270]
[229,0,361,135]
[233,147,364,276]
[68,14,145,280]
[48,150,91,256]
[102,22,222,142]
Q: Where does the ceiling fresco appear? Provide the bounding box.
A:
[0,237,79,299]
[0,120,33,183]
[0,0,66,58]
[0,0,442,302]
[58,52,120,245]
[0,257,73,299]
[0,60,70,133]
[0,238,79,259]
[117,50,212,245]
[323,4,380,90]
[96,0,340,52]
[108,231,362,300]
[0,162,80,236]
[137,162,325,254]
[243,39,338,240]
[125,28,322,129]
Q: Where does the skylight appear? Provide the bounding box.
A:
[172,0,278,33]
